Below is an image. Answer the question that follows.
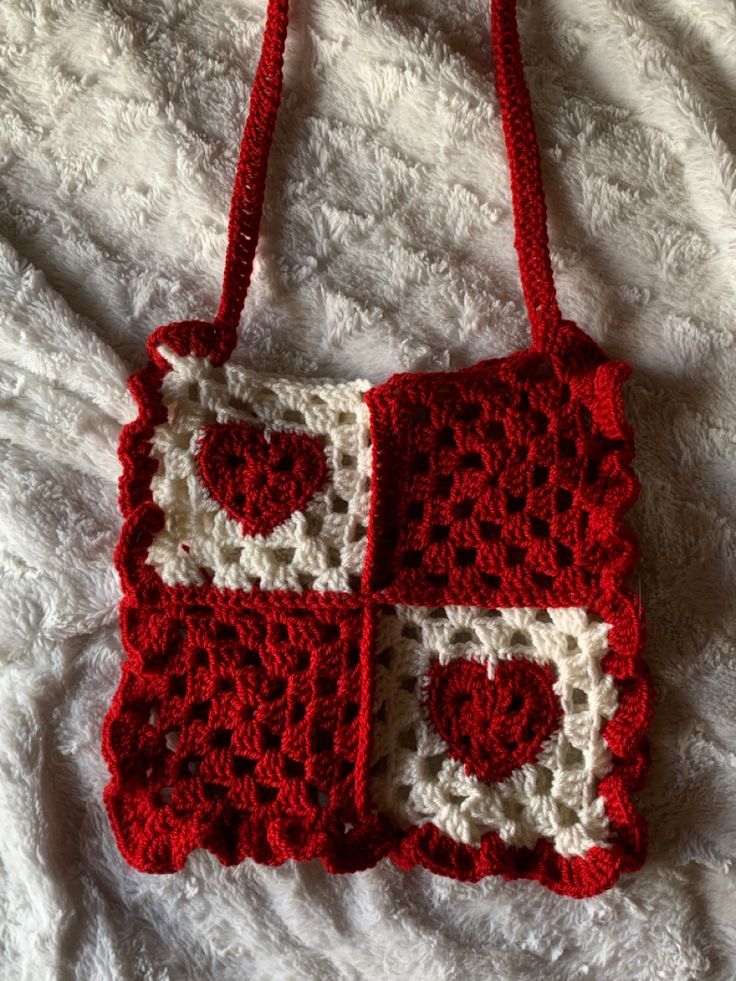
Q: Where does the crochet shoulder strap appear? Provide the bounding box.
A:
[215,0,563,354]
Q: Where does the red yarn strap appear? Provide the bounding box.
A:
[491,0,562,352]
[216,0,290,330]
[216,0,563,353]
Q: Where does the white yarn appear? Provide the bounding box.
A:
[371,605,615,856]
[149,346,372,592]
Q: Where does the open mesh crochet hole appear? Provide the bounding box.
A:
[461,452,483,469]
[290,701,306,724]
[398,728,418,751]
[571,687,588,709]
[189,701,210,722]
[316,675,338,697]
[313,728,334,754]
[556,543,573,567]
[402,550,423,569]
[507,493,525,513]
[351,523,367,542]
[305,513,323,537]
[227,394,257,416]
[263,729,281,751]
[536,766,554,795]
[436,473,454,496]
[531,516,550,538]
[284,757,305,779]
[506,546,526,566]
[450,629,477,644]
[557,803,580,827]
[164,730,179,752]
[438,427,456,447]
[479,521,501,541]
[431,524,450,542]
[423,754,445,778]
[561,743,584,768]
[503,798,525,820]
[258,785,279,804]
[453,499,474,519]
[212,728,232,748]
[169,675,187,697]
[455,547,476,567]
[342,702,360,725]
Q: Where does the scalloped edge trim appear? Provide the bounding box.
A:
[106,320,653,897]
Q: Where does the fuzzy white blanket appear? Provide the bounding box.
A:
[2,0,736,978]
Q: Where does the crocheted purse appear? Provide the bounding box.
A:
[102,0,653,898]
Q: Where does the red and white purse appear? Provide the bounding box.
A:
[102,0,653,897]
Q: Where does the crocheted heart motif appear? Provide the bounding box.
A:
[426,657,561,784]
[197,422,327,537]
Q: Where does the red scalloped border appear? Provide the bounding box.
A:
[106,319,653,897]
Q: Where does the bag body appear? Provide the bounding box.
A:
[102,0,653,898]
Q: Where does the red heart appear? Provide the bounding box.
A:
[197,422,328,537]
[426,656,561,784]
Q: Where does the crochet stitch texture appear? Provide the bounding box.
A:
[102,0,653,898]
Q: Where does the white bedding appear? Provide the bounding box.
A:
[1,0,735,977]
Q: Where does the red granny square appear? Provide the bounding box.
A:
[103,587,392,874]
[365,326,637,612]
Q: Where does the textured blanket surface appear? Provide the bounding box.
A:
[1,0,736,978]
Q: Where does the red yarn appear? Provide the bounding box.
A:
[102,0,654,898]
[104,562,395,874]
[216,0,290,332]
[491,0,563,351]
[197,422,327,537]
[426,657,561,785]
[365,333,638,609]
